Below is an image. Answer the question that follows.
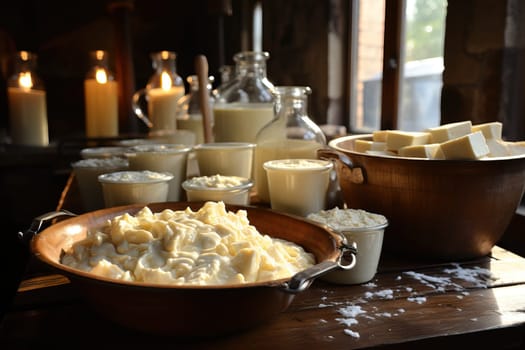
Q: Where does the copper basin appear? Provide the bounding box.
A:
[321,134,525,261]
[30,202,343,336]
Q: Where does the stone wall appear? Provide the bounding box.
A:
[442,0,525,140]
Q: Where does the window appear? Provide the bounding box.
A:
[349,0,447,132]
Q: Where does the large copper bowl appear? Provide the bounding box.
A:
[30,202,344,336]
[320,134,525,261]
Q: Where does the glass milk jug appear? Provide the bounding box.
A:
[213,51,275,143]
[176,75,215,145]
[84,50,119,138]
[132,51,185,136]
[7,51,49,146]
[254,86,327,203]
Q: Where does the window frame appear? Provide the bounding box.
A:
[346,0,412,133]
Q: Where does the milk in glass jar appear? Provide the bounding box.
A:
[212,51,275,143]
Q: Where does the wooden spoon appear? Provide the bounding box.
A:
[194,54,214,143]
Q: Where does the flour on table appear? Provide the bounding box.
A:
[407,296,427,304]
[320,262,496,338]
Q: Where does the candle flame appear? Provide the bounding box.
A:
[19,72,33,89]
[95,50,105,61]
[95,68,108,84]
[20,51,30,61]
[160,71,172,90]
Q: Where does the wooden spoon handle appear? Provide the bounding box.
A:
[194,55,214,143]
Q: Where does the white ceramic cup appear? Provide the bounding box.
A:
[307,208,388,284]
[125,144,191,201]
[80,146,127,159]
[98,170,173,207]
[321,223,387,285]
[263,158,333,217]
[182,175,254,205]
[193,142,255,178]
[71,157,129,212]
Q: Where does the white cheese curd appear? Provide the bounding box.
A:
[61,201,315,285]
[185,174,246,189]
[99,170,173,183]
[72,157,129,169]
[264,158,331,170]
[307,207,387,231]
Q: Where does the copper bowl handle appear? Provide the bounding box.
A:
[318,148,365,185]
[282,242,357,294]
[18,209,78,245]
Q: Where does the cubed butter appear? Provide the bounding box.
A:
[506,141,525,156]
[471,121,503,140]
[355,139,387,153]
[398,143,441,159]
[439,131,489,160]
[372,130,389,142]
[385,130,430,151]
[486,138,510,157]
[365,150,397,157]
[426,120,472,143]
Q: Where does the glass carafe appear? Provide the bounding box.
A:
[212,51,275,143]
[7,50,49,146]
[253,86,327,203]
[132,51,185,136]
[84,50,119,138]
[176,75,215,144]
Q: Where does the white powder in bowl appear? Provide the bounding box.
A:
[307,207,387,231]
[184,174,249,189]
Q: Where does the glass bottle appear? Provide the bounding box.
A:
[212,51,275,143]
[253,86,327,203]
[218,65,234,85]
[176,75,215,144]
[84,50,119,138]
[132,50,185,135]
[7,50,49,146]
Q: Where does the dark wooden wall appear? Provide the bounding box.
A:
[0,0,331,141]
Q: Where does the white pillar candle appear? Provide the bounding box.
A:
[84,76,119,137]
[7,86,49,146]
[147,86,184,132]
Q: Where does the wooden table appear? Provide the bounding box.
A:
[2,174,525,349]
[2,244,525,349]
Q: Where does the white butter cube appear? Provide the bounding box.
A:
[355,140,387,153]
[365,150,397,157]
[439,131,489,160]
[486,138,510,157]
[372,130,389,142]
[399,143,441,159]
[506,141,525,156]
[433,147,445,160]
[426,120,472,143]
[385,131,430,151]
[471,121,503,140]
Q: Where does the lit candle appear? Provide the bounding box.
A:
[84,50,119,137]
[7,70,49,146]
[147,71,185,132]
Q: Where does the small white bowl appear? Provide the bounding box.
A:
[71,157,129,211]
[80,146,128,159]
[98,170,174,207]
[182,175,254,205]
[307,208,388,285]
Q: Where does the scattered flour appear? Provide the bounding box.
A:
[364,289,394,299]
[344,329,360,338]
[407,296,427,304]
[338,305,366,318]
[323,262,496,339]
